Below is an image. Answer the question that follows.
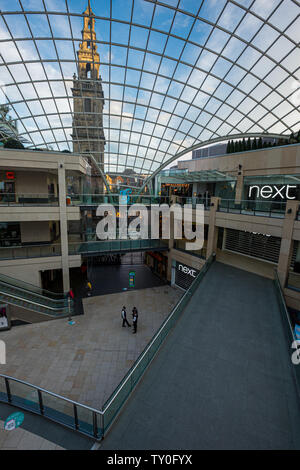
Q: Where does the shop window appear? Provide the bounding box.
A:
[0,179,15,203]
[0,223,21,247]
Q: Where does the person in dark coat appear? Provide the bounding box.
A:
[132,312,138,334]
[121,306,131,328]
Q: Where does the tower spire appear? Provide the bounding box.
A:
[77,0,100,79]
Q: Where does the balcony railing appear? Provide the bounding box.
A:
[68,239,168,255]
[0,243,62,260]
[0,239,169,260]
[273,271,300,395]
[0,193,59,206]
[218,199,287,218]
[68,193,210,209]
[0,375,103,440]
[68,193,170,206]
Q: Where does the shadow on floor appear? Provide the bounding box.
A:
[0,402,95,450]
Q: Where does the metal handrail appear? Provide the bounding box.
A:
[0,282,67,306]
[0,374,103,414]
[219,198,287,206]
[218,198,287,217]
[0,243,62,262]
[0,373,103,440]
[273,270,300,401]
[0,272,66,300]
[0,193,59,206]
[274,270,295,342]
[0,291,69,313]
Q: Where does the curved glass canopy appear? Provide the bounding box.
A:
[0,0,299,185]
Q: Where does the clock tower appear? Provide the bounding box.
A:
[72,1,105,191]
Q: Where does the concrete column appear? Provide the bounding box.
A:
[235,171,244,205]
[167,209,176,282]
[277,200,299,288]
[168,210,175,250]
[206,197,220,259]
[58,163,70,293]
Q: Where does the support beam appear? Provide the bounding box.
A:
[206,197,220,259]
[235,170,244,205]
[58,163,70,294]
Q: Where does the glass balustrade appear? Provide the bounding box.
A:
[218,199,287,217]
[0,375,102,439]
[0,193,59,206]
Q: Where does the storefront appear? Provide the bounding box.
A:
[172,260,200,290]
[146,251,168,280]
[0,222,21,247]
[0,170,15,202]
[161,183,192,198]
[243,175,300,208]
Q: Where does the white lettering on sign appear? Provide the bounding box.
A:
[248,185,296,200]
[178,264,197,278]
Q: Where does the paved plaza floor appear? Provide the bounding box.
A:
[0,419,65,450]
[0,286,182,410]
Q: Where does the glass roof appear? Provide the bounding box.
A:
[0,0,299,183]
[159,168,235,183]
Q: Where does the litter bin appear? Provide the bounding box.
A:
[66,196,71,206]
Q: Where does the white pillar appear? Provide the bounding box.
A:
[58,163,70,293]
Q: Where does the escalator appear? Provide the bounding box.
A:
[0,273,73,318]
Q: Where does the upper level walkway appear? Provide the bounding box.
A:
[0,239,168,261]
[101,262,300,450]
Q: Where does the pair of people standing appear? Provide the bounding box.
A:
[121,306,138,334]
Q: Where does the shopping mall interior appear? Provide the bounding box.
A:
[0,0,300,451]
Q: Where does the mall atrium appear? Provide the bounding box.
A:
[0,0,299,451]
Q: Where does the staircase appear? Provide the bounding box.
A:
[0,273,73,317]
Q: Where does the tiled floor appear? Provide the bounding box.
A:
[0,286,182,410]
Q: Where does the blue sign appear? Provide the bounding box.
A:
[129,271,135,288]
[4,412,24,431]
[120,188,132,204]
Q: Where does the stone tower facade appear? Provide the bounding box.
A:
[72,1,105,191]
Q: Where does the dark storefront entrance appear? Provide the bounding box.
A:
[146,251,168,280]
[174,261,199,290]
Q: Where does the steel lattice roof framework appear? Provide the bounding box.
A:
[0,0,299,187]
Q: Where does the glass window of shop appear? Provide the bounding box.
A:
[243,175,300,208]
[146,251,168,279]
[161,183,192,198]
[0,171,16,202]
[0,223,21,247]
[215,181,236,201]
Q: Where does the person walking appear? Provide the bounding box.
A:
[87,280,92,297]
[132,306,138,318]
[132,312,138,334]
[121,306,131,328]
[132,307,138,334]
[68,288,74,300]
